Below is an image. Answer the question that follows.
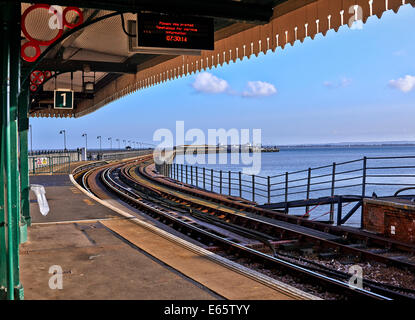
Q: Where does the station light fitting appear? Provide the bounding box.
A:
[84,81,95,92]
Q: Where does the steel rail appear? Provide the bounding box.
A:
[94,162,395,300]
[143,163,415,254]
[128,163,415,272]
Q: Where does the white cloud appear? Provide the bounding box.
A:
[242,81,277,97]
[192,72,229,94]
[323,77,352,89]
[389,75,415,93]
[192,74,277,98]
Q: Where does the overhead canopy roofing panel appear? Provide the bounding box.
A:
[16,0,415,119]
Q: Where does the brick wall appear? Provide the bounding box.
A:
[363,199,415,244]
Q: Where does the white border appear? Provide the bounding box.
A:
[54,89,74,110]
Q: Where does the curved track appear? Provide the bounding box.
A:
[73,157,415,300]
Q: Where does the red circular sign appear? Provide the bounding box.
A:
[30,84,38,92]
[30,71,45,85]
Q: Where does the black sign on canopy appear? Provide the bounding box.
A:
[137,13,214,51]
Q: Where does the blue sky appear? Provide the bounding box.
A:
[31,5,415,150]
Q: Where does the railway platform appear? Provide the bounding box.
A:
[21,174,219,299]
[20,173,314,300]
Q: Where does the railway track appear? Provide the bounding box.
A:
[128,162,415,272]
[74,157,415,300]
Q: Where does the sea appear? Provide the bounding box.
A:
[174,145,415,227]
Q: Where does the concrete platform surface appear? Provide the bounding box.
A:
[20,220,220,300]
[22,174,311,300]
[23,174,220,300]
[29,174,118,223]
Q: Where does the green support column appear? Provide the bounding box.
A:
[11,2,23,299]
[0,1,23,300]
[18,88,31,230]
[0,7,6,299]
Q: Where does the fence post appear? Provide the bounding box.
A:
[285,172,289,213]
[267,176,271,204]
[181,164,183,182]
[330,162,336,223]
[228,171,231,196]
[196,167,198,187]
[185,165,188,184]
[362,157,367,198]
[361,157,367,228]
[211,169,214,192]
[337,196,343,226]
[203,167,206,189]
[219,170,222,194]
[239,172,242,198]
[32,157,36,175]
[190,166,193,185]
[306,168,311,215]
[252,175,255,202]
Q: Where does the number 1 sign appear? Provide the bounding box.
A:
[54,89,74,109]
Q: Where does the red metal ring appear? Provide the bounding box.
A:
[63,7,83,29]
[30,70,45,85]
[21,4,63,46]
[21,41,41,63]
[30,84,38,92]
[44,71,52,79]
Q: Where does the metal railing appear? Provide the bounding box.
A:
[100,150,152,161]
[87,148,153,161]
[164,156,415,226]
[29,155,71,174]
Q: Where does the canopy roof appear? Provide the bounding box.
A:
[19,0,414,119]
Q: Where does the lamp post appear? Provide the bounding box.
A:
[97,136,102,151]
[116,138,120,150]
[128,140,131,149]
[59,130,67,151]
[82,133,88,150]
[108,137,112,149]
[29,124,33,154]
[123,139,126,148]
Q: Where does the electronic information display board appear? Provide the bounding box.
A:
[137,13,214,51]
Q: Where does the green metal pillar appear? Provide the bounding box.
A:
[0,9,6,300]
[1,1,23,300]
[18,88,31,230]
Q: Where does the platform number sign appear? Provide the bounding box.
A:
[54,89,74,110]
